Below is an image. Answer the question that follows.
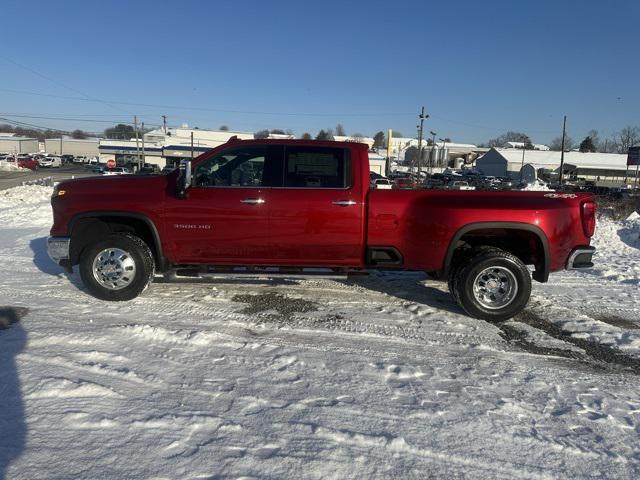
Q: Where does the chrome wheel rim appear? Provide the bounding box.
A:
[92,248,136,290]
[472,266,518,310]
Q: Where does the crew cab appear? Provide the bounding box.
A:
[47,138,596,321]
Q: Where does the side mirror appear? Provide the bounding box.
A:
[176,159,192,198]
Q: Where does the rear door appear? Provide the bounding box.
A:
[164,145,281,264]
[268,145,365,266]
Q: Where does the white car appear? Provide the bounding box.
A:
[103,167,131,176]
[371,178,393,190]
[449,181,476,191]
[39,156,62,168]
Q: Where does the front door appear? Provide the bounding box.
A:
[164,145,278,264]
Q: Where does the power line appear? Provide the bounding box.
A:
[0,55,134,115]
[0,113,161,126]
[0,116,92,135]
[0,87,415,117]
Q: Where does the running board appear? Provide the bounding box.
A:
[156,266,368,282]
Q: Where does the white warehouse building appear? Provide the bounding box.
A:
[0,134,39,154]
[476,148,633,186]
[45,138,99,157]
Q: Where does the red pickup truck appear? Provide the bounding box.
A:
[48,138,596,321]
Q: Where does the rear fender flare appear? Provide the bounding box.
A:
[442,222,550,282]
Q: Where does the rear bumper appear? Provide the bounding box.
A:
[566,246,595,270]
[47,236,71,263]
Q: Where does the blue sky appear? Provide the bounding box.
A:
[1,0,638,145]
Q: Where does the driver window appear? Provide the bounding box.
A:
[194,147,266,187]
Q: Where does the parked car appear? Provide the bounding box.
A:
[61,154,75,164]
[40,156,62,168]
[393,177,416,189]
[48,138,596,322]
[449,181,475,191]
[371,178,393,190]
[17,158,40,171]
[161,166,177,175]
[103,167,131,176]
[73,156,87,164]
[423,178,445,189]
[91,165,106,174]
[138,164,161,175]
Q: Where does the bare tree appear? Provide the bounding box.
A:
[550,135,575,151]
[616,126,640,153]
[218,125,229,131]
[300,132,312,140]
[487,131,532,148]
[335,124,346,136]
[586,129,600,151]
[71,129,88,139]
[599,137,619,153]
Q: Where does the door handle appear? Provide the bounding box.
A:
[240,198,265,204]
[332,200,357,207]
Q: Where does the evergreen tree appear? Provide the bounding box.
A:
[579,136,596,152]
[316,129,330,140]
[373,131,385,148]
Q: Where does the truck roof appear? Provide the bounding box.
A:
[224,136,370,150]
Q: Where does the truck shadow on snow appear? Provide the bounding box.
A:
[344,272,464,316]
[0,307,28,480]
[29,237,85,291]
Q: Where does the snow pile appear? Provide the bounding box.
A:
[0,161,29,172]
[587,210,640,285]
[0,185,53,205]
[0,185,53,228]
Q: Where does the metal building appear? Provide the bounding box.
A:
[45,138,99,157]
[0,136,39,154]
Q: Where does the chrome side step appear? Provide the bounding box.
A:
[156,266,368,283]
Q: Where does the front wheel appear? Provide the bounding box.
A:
[453,249,531,322]
[79,233,155,301]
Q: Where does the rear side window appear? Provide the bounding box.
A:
[283,146,350,188]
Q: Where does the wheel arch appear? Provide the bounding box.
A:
[68,211,167,271]
[442,222,550,283]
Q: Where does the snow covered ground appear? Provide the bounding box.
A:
[1,185,639,479]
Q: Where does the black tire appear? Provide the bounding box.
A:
[448,261,464,304]
[453,248,531,322]
[447,247,497,304]
[79,233,155,301]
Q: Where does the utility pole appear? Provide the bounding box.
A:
[134,115,141,172]
[558,115,567,187]
[429,131,437,175]
[520,145,526,183]
[59,136,63,156]
[416,106,428,178]
[141,122,146,166]
[190,131,194,160]
[162,115,167,133]
[634,147,640,189]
